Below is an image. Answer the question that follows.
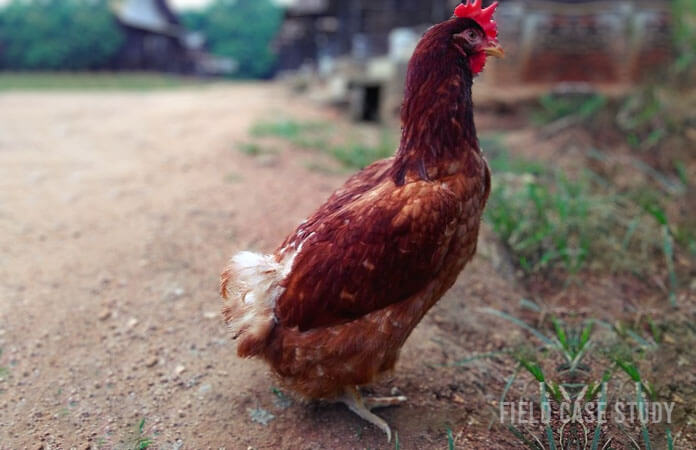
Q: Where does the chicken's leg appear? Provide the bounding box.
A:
[340,386,407,442]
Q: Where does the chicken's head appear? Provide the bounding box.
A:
[406,1,503,78]
[451,0,504,75]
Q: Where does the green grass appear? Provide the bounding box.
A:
[671,0,696,77]
[328,134,395,169]
[250,118,330,140]
[478,303,677,450]
[485,152,667,276]
[482,136,545,176]
[533,93,608,125]
[0,348,7,380]
[248,118,397,170]
[134,418,153,449]
[0,72,207,91]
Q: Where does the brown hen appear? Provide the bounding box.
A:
[221,0,503,440]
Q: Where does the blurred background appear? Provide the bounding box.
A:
[1,0,695,448]
[0,0,689,81]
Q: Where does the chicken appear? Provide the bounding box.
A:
[220,0,503,441]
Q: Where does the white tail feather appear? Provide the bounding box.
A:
[220,251,285,356]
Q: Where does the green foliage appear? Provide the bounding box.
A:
[251,119,327,139]
[485,153,666,275]
[133,418,153,450]
[486,170,593,273]
[0,348,7,380]
[0,0,123,70]
[446,428,455,450]
[616,88,672,152]
[533,93,607,125]
[329,135,395,170]
[181,0,283,79]
[671,0,696,76]
[485,306,677,450]
[249,118,396,170]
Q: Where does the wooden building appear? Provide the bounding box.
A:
[276,0,459,72]
[111,0,196,73]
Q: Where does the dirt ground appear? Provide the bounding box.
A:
[0,84,692,449]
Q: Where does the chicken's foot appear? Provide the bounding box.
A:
[340,386,407,442]
[364,395,408,410]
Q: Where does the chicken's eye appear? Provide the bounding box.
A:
[464,29,478,42]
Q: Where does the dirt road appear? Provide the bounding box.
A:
[0,84,530,449]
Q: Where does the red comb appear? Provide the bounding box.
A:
[454,0,499,40]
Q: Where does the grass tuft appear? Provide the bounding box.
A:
[250,118,330,141]
[132,418,153,450]
[533,93,608,125]
[486,152,668,277]
[248,117,397,170]
[328,134,395,169]
[447,427,455,450]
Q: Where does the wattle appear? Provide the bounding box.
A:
[470,53,487,75]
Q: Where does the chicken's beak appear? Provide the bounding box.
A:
[483,42,505,59]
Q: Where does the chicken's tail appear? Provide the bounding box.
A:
[220,251,284,358]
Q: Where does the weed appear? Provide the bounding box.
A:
[0,348,7,380]
[447,427,455,449]
[271,386,293,409]
[486,152,667,277]
[617,88,672,152]
[249,117,397,169]
[671,0,696,77]
[481,134,545,176]
[329,133,395,169]
[250,119,329,140]
[479,305,673,450]
[249,118,332,154]
[533,93,607,125]
[132,418,153,450]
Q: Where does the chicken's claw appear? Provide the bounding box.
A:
[340,387,406,442]
[364,395,408,410]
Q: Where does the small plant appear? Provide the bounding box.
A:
[447,427,455,449]
[533,93,607,125]
[476,305,675,450]
[616,88,671,152]
[250,119,329,140]
[671,0,696,77]
[132,418,153,450]
[249,118,332,154]
[0,348,8,380]
[249,117,398,170]
[486,153,667,278]
[329,132,396,169]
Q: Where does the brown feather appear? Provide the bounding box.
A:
[220,15,494,400]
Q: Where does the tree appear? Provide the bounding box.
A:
[0,0,123,70]
[181,0,283,79]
